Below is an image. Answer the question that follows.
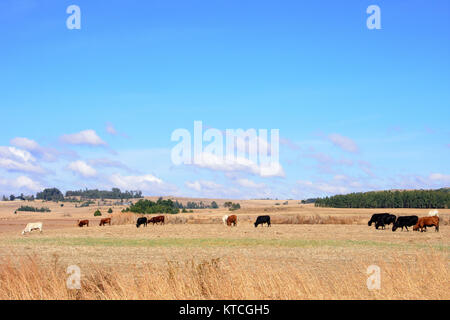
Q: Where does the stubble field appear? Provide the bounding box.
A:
[0,199,448,300]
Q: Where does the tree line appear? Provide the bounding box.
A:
[65,188,142,200]
[314,188,450,209]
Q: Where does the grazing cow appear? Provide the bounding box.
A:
[368,213,396,230]
[392,216,418,232]
[136,217,148,228]
[148,215,165,225]
[226,215,237,227]
[78,220,89,227]
[254,215,271,228]
[22,222,43,235]
[428,210,439,217]
[222,215,229,225]
[99,217,112,226]
[413,216,439,232]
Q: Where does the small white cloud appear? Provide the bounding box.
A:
[328,133,359,153]
[185,180,222,192]
[109,173,170,192]
[106,123,118,135]
[429,173,450,184]
[68,160,97,178]
[0,176,43,193]
[0,146,44,173]
[235,178,266,189]
[60,130,106,146]
[192,152,285,178]
[10,137,59,161]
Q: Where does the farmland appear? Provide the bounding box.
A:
[0,199,448,299]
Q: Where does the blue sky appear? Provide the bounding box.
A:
[0,0,449,199]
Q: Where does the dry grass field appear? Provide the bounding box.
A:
[0,198,448,300]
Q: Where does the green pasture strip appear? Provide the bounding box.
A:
[2,237,448,251]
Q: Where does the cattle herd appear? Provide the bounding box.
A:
[368,211,440,232]
[20,210,441,235]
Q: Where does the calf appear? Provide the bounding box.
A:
[392,216,418,232]
[78,220,89,227]
[226,215,237,227]
[99,217,112,226]
[413,216,439,232]
[149,215,165,225]
[22,222,43,235]
[136,217,148,228]
[254,215,271,228]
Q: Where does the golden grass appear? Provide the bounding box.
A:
[0,252,448,300]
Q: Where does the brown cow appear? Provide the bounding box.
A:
[99,217,111,226]
[226,215,237,227]
[413,216,439,232]
[149,215,165,225]
[78,220,89,227]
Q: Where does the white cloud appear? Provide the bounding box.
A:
[10,137,59,161]
[185,180,223,192]
[429,173,450,184]
[0,176,43,193]
[67,160,97,178]
[328,133,359,153]
[60,130,106,146]
[235,178,266,189]
[192,152,285,178]
[0,146,44,173]
[108,174,178,196]
[297,180,349,195]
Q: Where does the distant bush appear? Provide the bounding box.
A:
[123,198,180,214]
[17,206,51,213]
[76,200,95,208]
[94,210,102,217]
[211,201,219,209]
[228,203,241,211]
[36,188,64,202]
[108,208,113,214]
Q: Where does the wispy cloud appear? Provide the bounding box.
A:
[328,133,359,153]
[10,137,59,162]
[61,130,107,146]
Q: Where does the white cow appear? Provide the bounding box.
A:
[222,215,229,225]
[428,210,439,217]
[22,222,43,235]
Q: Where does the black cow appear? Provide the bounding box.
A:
[392,216,419,232]
[376,214,396,229]
[254,215,271,228]
[136,217,148,228]
[368,213,390,227]
[368,213,396,230]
